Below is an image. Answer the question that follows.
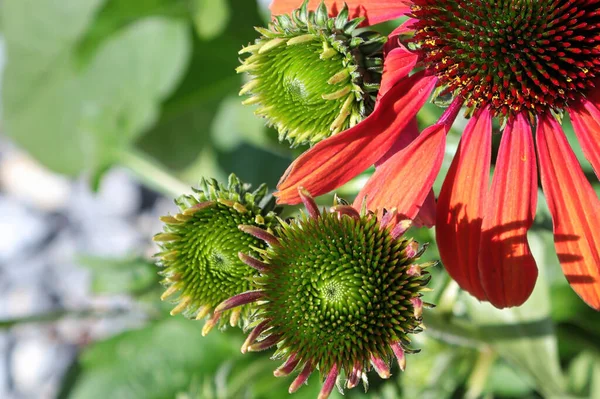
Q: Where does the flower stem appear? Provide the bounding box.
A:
[465,348,497,399]
[118,149,190,198]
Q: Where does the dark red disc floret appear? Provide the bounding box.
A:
[410,0,600,116]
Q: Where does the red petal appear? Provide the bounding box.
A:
[377,46,419,102]
[374,117,436,227]
[352,122,446,221]
[276,74,436,204]
[269,0,411,26]
[435,108,492,301]
[414,190,436,228]
[478,114,538,308]
[569,98,600,180]
[537,114,600,310]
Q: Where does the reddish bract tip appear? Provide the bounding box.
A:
[274,352,300,377]
[298,186,320,218]
[238,252,270,273]
[289,362,314,393]
[330,205,361,220]
[247,334,281,352]
[317,364,339,399]
[391,342,406,371]
[214,290,264,314]
[241,319,271,354]
[239,225,280,246]
[371,356,391,379]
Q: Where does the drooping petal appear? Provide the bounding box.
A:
[435,108,492,301]
[569,98,600,180]
[352,122,446,221]
[276,73,437,204]
[536,114,600,310]
[374,117,435,227]
[478,113,538,308]
[270,0,411,26]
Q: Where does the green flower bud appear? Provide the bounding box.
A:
[216,189,434,398]
[153,174,280,335]
[238,0,386,147]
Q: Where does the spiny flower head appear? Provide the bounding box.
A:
[153,174,280,335]
[410,0,600,119]
[216,189,434,399]
[238,0,386,146]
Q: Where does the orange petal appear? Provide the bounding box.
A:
[536,114,600,310]
[276,74,437,204]
[478,114,538,308]
[352,122,446,221]
[269,0,411,26]
[435,108,492,301]
[569,98,600,180]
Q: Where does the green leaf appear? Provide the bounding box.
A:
[67,318,243,399]
[136,0,263,171]
[401,337,476,399]
[2,0,191,176]
[193,0,231,40]
[76,0,190,62]
[77,256,158,295]
[485,360,535,397]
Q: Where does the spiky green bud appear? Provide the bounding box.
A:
[238,0,386,147]
[153,174,280,334]
[216,189,434,398]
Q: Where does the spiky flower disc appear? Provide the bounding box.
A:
[153,174,280,335]
[216,190,434,399]
[238,0,386,146]
[410,0,600,118]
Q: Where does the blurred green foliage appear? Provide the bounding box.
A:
[1,0,599,398]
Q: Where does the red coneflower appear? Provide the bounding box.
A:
[272,0,600,310]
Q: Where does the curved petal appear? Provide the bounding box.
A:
[536,114,600,310]
[373,117,435,227]
[269,0,411,26]
[377,45,419,102]
[569,98,600,180]
[435,108,492,301]
[276,74,437,204]
[352,122,446,221]
[478,114,538,308]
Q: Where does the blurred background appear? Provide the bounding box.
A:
[0,0,599,398]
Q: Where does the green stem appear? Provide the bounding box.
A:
[437,279,460,314]
[119,149,190,198]
[465,348,496,399]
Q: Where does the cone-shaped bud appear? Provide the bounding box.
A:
[154,174,281,330]
[226,189,433,398]
[238,0,386,146]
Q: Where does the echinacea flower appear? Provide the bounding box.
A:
[238,2,386,146]
[215,189,433,399]
[153,174,280,334]
[272,0,600,310]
